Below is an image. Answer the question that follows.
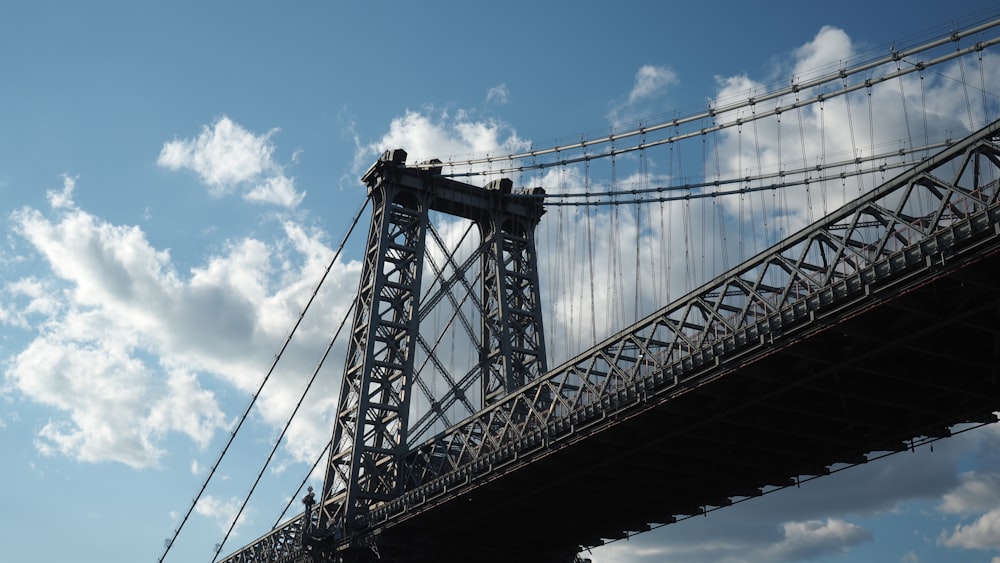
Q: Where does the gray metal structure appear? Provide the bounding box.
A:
[312,149,549,554]
[219,114,1000,563]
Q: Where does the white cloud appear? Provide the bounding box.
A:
[245,175,304,208]
[47,174,76,209]
[158,116,304,208]
[12,335,171,467]
[354,109,529,175]
[3,171,355,468]
[195,494,248,534]
[628,64,678,104]
[764,518,872,561]
[940,509,1000,550]
[486,83,510,105]
[606,64,678,126]
[707,24,1000,244]
[791,26,853,81]
[937,470,1000,553]
[0,277,62,329]
[940,472,1000,514]
[591,517,871,563]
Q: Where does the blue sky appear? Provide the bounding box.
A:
[3,2,1000,562]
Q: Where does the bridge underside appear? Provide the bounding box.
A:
[370,246,1000,562]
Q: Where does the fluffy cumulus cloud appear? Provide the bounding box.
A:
[938,468,1000,551]
[765,518,872,561]
[942,511,1000,550]
[158,116,304,208]
[940,471,1000,514]
[2,167,354,469]
[354,108,530,173]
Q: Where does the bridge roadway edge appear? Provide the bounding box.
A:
[362,208,1000,562]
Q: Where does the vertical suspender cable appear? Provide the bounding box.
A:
[895,57,915,169]
[713,124,729,271]
[584,154,597,346]
[867,82,876,197]
[957,41,977,130]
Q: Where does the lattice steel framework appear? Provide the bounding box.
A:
[313,150,548,548]
[218,119,1000,563]
[481,208,548,406]
[385,118,1000,510]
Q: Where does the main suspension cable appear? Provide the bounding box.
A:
[423,18,1000,175]
[535,136,951,207]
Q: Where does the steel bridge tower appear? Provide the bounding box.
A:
[311,149,549,560]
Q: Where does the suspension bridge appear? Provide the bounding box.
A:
[163,14,1000,563]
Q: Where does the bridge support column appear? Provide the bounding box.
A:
[316,150,548,550]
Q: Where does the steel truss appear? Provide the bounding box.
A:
[370,118,1000,531]
[308,150,548,556]
[219,120,1000,563]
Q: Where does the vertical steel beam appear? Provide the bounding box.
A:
[481,183,548,405]
[319,150,429,533]
[316,152,549,543]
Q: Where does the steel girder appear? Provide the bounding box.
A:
[318,149,431,532]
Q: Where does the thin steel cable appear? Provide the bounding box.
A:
[211,292,360,561]
[584,158,597,345]
[428,31,1000,181]
[980,49,990,123]
[843,78,862,199]
[958,41,977,130]
[895,57,915,166]
[868,83,876,197]
[820,98,828,216]
[274,439,331,528]
[536,137,953,205]
[423,19,1000,173]
[160,196,369,563]
[544,157,920,208]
